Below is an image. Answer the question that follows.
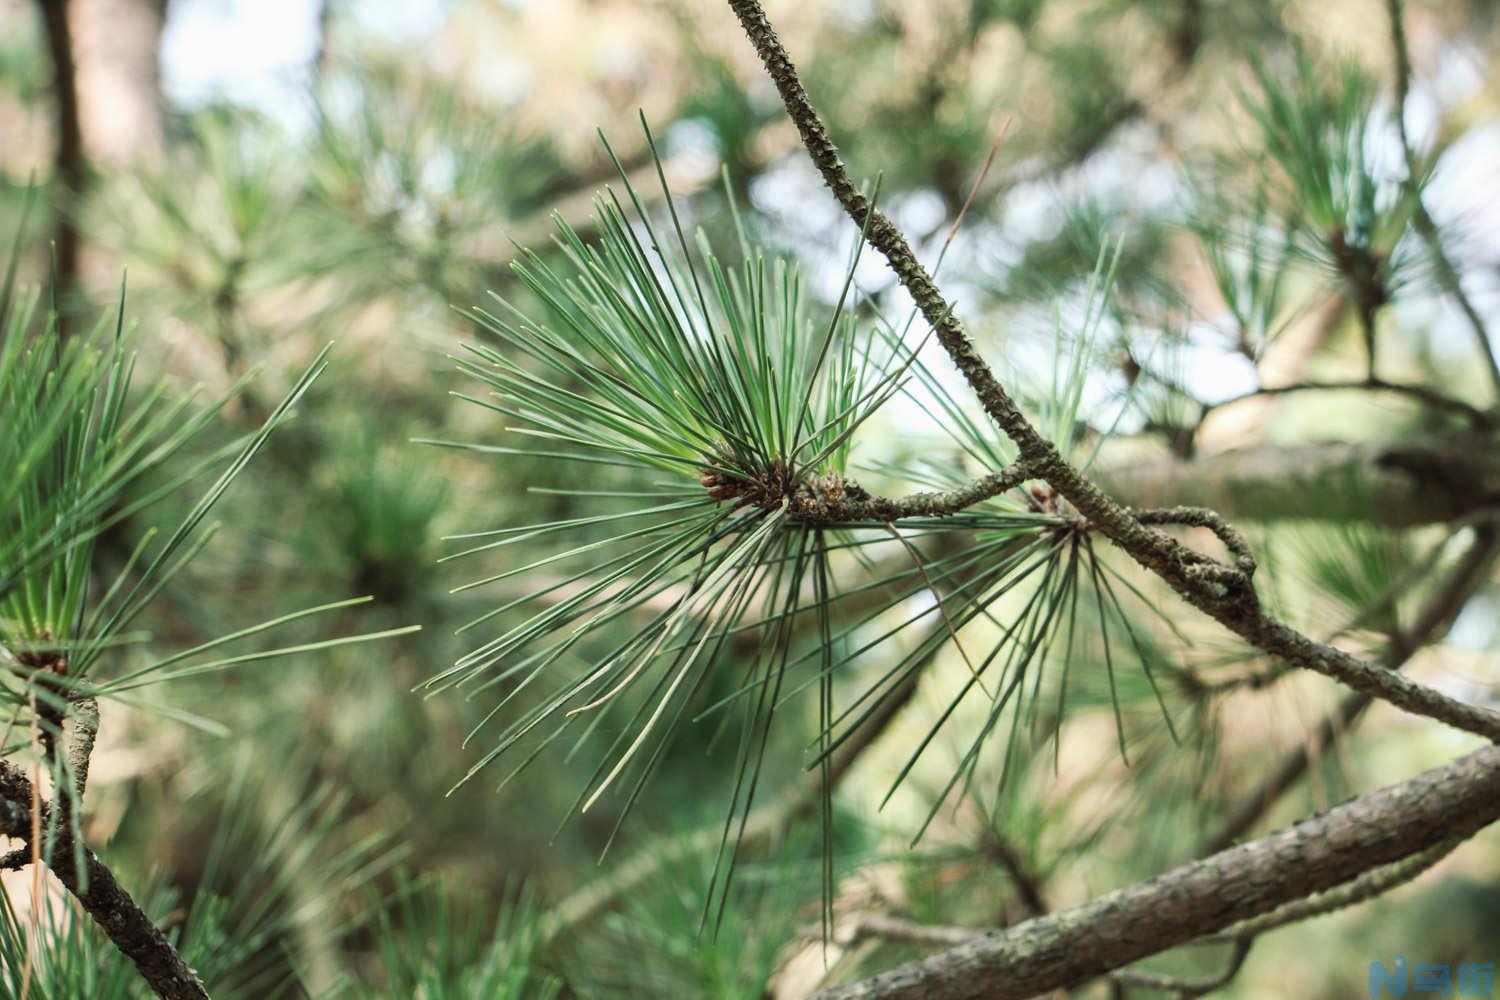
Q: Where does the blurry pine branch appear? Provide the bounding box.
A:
[0,205,415,997]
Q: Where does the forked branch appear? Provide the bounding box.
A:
[724,0,1500,743]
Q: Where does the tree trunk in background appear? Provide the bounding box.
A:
[34,0,165,316]
[315,0,335,75]
[34,0,84,315]
[68,0,166,165]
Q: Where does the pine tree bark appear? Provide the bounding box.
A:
[814,743,1500,1000]
[0,762,208,1000]
[68,0,166,165]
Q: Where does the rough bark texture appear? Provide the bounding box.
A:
[813,743,1500,1000]
[0,763,208,1000]
[783,464,1033,523]
[716,5,1500,997]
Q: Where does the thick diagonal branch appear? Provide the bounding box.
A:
[0,761,208,1000]
[812,742,1500,1000]
[725,0,1500,743]
[1206,834,1463,943]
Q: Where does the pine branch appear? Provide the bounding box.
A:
[827,776,1465,995]
[1205,523,1500,852]
[1204,834,1462,943]
[810,742,1500,1000]
[1128,506,1257,579]
[975,829,1049,919]
[785,463,1033,523]
[724,0,1500,742]
[721,1,1153,545]
[0,761,208,1000]
[1386,0,1500,401]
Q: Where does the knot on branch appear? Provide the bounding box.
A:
[699,456,794,508]
[1129,505,1259,608]
[11,631,70,678]
[700,457,870,520]
[1329,231,1391,313]
[1026,482,1061,516]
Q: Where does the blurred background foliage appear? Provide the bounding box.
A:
[0,0,1498,996]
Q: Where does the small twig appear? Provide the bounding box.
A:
[787,462,1033,523]
[1193,662,1291,697]
[1201,379,1492,427]
[976,828,1049,918]
[1129,506,1256,579]
[1110,937,1252,999]
[1326,235,1387,383]
[942,120,1012,252]
[832,913,982,949]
